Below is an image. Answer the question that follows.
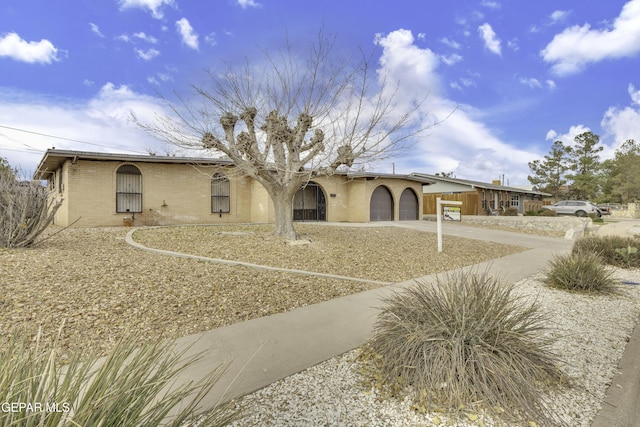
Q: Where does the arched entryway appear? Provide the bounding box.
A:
[293,182,326,221]
[370,185,394,221]
[399,188,419,220]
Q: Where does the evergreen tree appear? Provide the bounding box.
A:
[566,131,603,200]
[527,140,570,202]
[605,139,640,203]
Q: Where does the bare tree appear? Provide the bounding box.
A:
[0,165,62,248]
[137,31,436,240]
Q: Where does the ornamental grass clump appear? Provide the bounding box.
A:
[572,235,640,269]
[0,329,236,427]
[544,252,617,294]
[367,270,565,425]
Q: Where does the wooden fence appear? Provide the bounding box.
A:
[423,192,479,215]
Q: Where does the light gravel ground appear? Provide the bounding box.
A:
[3,223,638,425]
[228,269,640,427]
[0,223,522,357]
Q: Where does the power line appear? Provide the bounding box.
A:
[0,124,150,154]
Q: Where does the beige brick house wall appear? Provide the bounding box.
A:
[48,159,424,227]
[53,160,254,227]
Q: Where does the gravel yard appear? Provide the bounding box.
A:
[0,223,523,356]
[228,269,640,427]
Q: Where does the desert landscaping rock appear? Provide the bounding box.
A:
[228,269,640,427]
[0,224,522,357]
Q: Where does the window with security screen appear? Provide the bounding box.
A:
[211,173,230,213]
[116,164,142,213]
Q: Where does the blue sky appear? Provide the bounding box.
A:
[2,0,640,185]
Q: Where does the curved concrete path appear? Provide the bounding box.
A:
[127,220,640,425]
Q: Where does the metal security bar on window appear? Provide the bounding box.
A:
[116,165,142,213]
[211,173,230,214]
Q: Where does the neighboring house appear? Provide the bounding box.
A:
[412,173,550,215]
[33,149,434,227]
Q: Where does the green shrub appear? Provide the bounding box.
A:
[588,213,604,223]
[366,270,564,425]
[572,236,640,268]
[524,210,540,216]
[539,208,557,217]
[544,252,617,293]
[0,329,236,427]
[503,207,519,216]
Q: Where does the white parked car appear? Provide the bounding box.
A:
[543,200,601,217]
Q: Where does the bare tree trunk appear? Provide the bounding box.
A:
[271,191,298,240]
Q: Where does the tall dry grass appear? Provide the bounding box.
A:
[366,270,566,425]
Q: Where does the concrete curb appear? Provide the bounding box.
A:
[591,316,640,427]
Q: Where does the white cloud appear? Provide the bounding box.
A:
[629,83,640,105]
[0,32,60,64]
[373,29,538,184]
[542,0,640,75]
[477,23,501,55]
[205,32,217,46]
[546,80,557,90]
[0,85,171,174]
[549,10,571,24]
[441,53,463,66]
[134,32,158,44]
[117,0,175,19]
[417,33,426,41]
[135,48,160,60]
[236,0,260,8]
[375,29,442,97]
[176,18,199,50]
[89,23,104,38]
[601,83,640,152]
[440,37,461,49]
[520,77,542,89]
[480,0,501,10]
[545,124,591,145]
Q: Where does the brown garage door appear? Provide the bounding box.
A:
[399,188,419,220]
[370,186,393,221]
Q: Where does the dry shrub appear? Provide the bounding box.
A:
[544,252,617,293]
[366,270,565,425]
[0,172,61,248]
[572,235,640,269]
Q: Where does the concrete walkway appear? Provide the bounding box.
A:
[136,221,574,418]
[591,218,640,427]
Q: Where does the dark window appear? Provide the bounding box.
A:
[116,165,142,213]
[211,173,230,213]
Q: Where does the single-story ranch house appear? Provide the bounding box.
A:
[33,149,435,227]
[412,173,550,215]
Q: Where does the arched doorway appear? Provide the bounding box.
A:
[399,188,419,220]
[293,182,326,221]
[370,185,393,221]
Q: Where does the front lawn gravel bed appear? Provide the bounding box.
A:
[1,224,522,357]
[133,224,524,283]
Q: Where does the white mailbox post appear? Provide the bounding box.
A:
[436,197,463,252]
